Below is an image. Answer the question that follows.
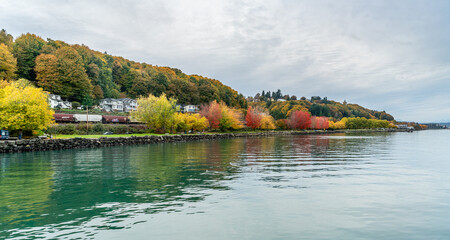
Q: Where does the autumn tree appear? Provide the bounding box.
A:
[35,54,59,92]
[35,47,93,102]
[219,103,243,131]
[0,29,13,47]
[131,93,177,132]
[12,33,46,82]
[260,115,276,130]
[0,81,55,133]
[246,106,262,129]
[311,116,329,129]
[200,100,243,131]
[0,43,17,80]
[199,100,222,129]
[175,113,209,133]
[93,85,104,99]
[288,110,312,130]
[275,119,288,130]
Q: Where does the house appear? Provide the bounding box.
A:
[176,104,199,113]
[99,98,123,112]
[184,105,199,113]
[48,94,72,109]
[99,98,138,112]
[119,98,138,112]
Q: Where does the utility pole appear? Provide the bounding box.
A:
[86,105,89,135]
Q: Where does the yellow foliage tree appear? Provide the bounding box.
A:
[220,102,243,131]
[0,81,55,132]
[131,93,177,132]
[0,43,17,81]
[187,113,209,132]
[175,113,209,133]
[333,117,347,129]
[260,115,276,130]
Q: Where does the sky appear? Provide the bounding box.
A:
[1,0,450,122]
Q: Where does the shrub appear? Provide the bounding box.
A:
[92,123,104,133]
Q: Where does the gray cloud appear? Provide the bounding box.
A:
[1,0,450,122]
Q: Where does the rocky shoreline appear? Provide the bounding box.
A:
[0,129,409,154]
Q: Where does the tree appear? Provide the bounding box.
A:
[175,113,209,133]
[245,106,262,129]
[0,81,55,133]
[200,100,243,131]
[12,33,46,81]
[219,103,243,131]
[131,93,177,132]
[288,110,311,130]
[312,116,329,129]
[93,85,104,99]
[0,29,13,47]
[275,119,288,130]
[189,114,209,131]
[36,47,93,101]
[35,54,59,92]
[260,115,276,130]
[55,47,93,101]
[0,43,17,80]
[199,100,222,129]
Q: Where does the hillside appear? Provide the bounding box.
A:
[249,97,394,121]
[1,29,395,121]
[0,30,247,108]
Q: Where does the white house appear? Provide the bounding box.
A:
[119,98,138,112]
[184,105,199,113]
[99,98,138,112]
[99,98,123,112]
[48,94,72,109]
[176,104,199,113]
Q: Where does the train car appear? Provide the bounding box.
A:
[53,113,75,123]
[129,116,141,124]
[102,115,129,124]
[73,114,102,123]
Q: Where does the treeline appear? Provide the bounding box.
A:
[249,90,394,121]
[131,94,395,134]
[0,29,247,107]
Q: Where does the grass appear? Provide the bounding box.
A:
[51,128,394,139]
[52,133,173,139]
[52,130,279,139]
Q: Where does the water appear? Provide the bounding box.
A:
[1,130,450,239]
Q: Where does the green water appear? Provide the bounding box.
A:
[1,131,450,239]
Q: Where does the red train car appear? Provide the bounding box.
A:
[54,113,75,123]
[102,115,129,124]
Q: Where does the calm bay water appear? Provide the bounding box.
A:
[1,130,450,239]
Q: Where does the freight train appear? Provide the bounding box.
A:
[53,114,140,124]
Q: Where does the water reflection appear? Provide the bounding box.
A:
[0,133,404,239]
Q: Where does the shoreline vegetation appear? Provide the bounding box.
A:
[0,128,411,154]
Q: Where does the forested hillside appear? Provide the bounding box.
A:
[250,91,394,121]
[0,30,247,107]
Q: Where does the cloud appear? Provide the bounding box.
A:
[1,0,450,122]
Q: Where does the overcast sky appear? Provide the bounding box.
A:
[1,0,450,122]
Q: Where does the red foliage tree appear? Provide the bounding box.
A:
[245,106,262,129]
[288,110,312,130]
[199,100,222,129]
